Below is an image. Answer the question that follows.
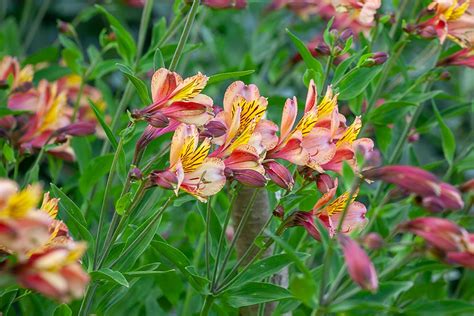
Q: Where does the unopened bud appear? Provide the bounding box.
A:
[362,233,384,250]
[439,71,451,81]
[146,112,169,128]
[316,174,336,194]
[57,20,76,37]
[129,167,142,181]
[340,29,353,42]
[315,43,331,56]
[150,170,179,190]
[418,25,437,38]
[202,120,227,138]
[273,205,285,219]
[56,122,96,137]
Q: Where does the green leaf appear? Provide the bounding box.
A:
[91,268,129,287]
[337,67,382,100]
[33,65,72,83]
[185,211,205,243]
[153,241,209,294]
[222,282,293,308]
[368,101,417,125]
[342,161,355,191]
[432,101,456,164]
[153,48,165,71]
[115,192,133,216]
[233,253,310,288]
[96,5,136,65]
[78,154,114,195]
[290,272,318,307]
[2,143,15,163]
[286,29,324,88]
[23,46,59,65]
[0,108,28,118]
[207,70,255,85]
[53,304,72,316]
[50,184,94,250]
[116,63,152,105]
[88,98,118,150]
[403,300,474,315]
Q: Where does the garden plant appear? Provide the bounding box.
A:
[0,0,473,315]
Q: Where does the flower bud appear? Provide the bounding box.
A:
[460,179,474,193]
[264,160,294,191]
[273,205,284,219]
[57,20,76,37]
[129,167,142,181]
[150,170,179,190]
[338,234,378,292]
[418,25,437,38]
[229,169,267,187]
[145,112,169,128]
[56,122,96,137]
[315,43,331,56]
[340,29,353,42]
[202,120,227,138]
[202,0,247,9]
[362,233,384,250]
[316,174,336,194]
[372,52,388,65]
[285,211,321,240]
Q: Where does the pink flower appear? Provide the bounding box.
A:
[438,48,474,68]
[14,243,89,302]
[338,234,378,292]
[135,68,213,128]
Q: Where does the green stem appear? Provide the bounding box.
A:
[210,185,241,289]
[182,233,206,315]
[72,79,85,122]
[321,55,334,94]
[78,283,98,316]
[136,0,154,61]
[169,0,200,71]
[205,198,212,279]
[93,137,124,269]
[23,0,51,54]
[156,5,189,48]
[214,188,260,289]
[200,295,215,316]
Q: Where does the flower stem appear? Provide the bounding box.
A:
[200,295,215,316]
[169,0,200,71]
[214,188,260,289]
[210,184,241,289]
[93,136,124,269]
[23,0,51,54]
[205,197,213,279]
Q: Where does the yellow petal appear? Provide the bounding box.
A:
[181,138,211,173]
[293,111,318,137]
[325,190,358,216]
[231,96,267,135]
[316,87,338,120]
[170,72,208,102]
[336,116,362,148]
[1,184,42,218]
[41,192,59,219]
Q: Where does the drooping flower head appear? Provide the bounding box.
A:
[151,124,226,202]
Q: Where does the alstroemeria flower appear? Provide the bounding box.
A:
[416,0,472,45]
[1,56,37,111]
[332,0,381,26]
[14,242,90,302]
[438,48,474,68]
[202,0,247,9]
[134,68,213,128]
[152,124,226,202]
[0,181,51,257]
[208,82,269,186]
[399,217,474,269]
[285,177,367,239]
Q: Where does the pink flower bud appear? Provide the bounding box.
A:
[264,161,294,191]
[228,169,267,187]
[315,43,331,55]
[372,52,388,65]
[460,179,474,193]
[316,174,336,194]
[202,0,247,9]
[273,205,284,219]
[338,234,378,292]
[56,122,96,137]
[146,111,169,129]
[285,211,321,241]
[129,167,142,181]
[202,120,227,138]
[362,233,384,250]
[150,170,179,190]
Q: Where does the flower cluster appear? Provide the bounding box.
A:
[0,179,89,302]
[138,68,373,206]
[0,56,99,160]
[400,217,474,269]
